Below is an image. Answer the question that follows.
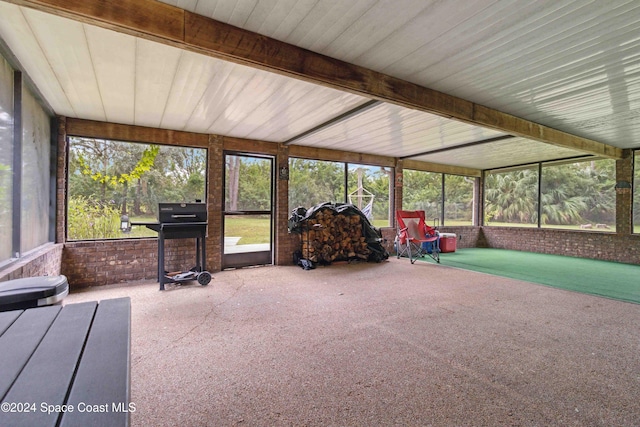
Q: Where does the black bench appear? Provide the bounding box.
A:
[0,297,131,427]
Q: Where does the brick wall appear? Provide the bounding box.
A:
[62,238,197,288]
[437,226,482,249]
[207,135,223,272]
[275,144,296,265]
[479,227,640,264]
[615,151,634,235]
[11,224,635,289]
[383,225,640,265]
[0,243,63,282]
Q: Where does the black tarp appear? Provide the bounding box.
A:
[288,202,389,266]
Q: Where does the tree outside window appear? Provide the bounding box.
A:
[484,159,616,231]
[402,170,442,225]
[445,175,474,226]
[67,137,206,240]
[288,159,392,227]
[541,159,615,231]
[288,158,345,209]
[485,166,539,227]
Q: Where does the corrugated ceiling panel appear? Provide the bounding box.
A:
[432,1,639,97]
[85,25,136,125]
[356,1,498,74]
[242,84,369,142]
[162,0,640,150]
[161,50,231,131]
[134,39,182,129]
[292,103,505,158]
[21,8,106,121]
[0,3,73,115]
[405,0,640,148]
[183,60,257,133]
[413,137,589,170]
[313,0,431,62]
[281,1,378,53]
[178,57,368,140]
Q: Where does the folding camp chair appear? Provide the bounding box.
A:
[395,210,440,264]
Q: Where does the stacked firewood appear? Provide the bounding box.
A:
[301,209,370,263]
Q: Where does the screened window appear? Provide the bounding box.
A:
[402,170,442,225]
[0,54,53,265]
[21,86,51,252]
[484,166,539,227]
[288,159,392,227]
[225,154,272,212]
[67,137,206,240]
[541,159,615,232]
[288,158,345,209]
[348,164,391,227]
[0,56,13,262]
[445,175,475,226]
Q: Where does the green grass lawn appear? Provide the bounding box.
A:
[125,215,271,243]
[127,215,160,238]
[224,216,271,244]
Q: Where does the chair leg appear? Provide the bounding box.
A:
[409,241,416,264]
[396,236,410,260]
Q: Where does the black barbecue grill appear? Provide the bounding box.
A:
[140,203,211,291]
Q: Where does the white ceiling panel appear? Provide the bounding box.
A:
[184,60,258,133]
[281,1,377,53]
[241,85,369,142]
[0,3,73,115]
[354,1,499,74]
[182,57,368,140]
[21,8,106,121]
[162,51,233,132]
[291,103,506,158]
[2,0,640,173]
[0,3,368,143]
[413,137,590,170]
[85,26,136,124]
[134,39,182,129]
[158,0,640,151]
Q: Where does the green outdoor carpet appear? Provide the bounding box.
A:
[421,248,640,304]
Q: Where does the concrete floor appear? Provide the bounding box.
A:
[64,258,640,426]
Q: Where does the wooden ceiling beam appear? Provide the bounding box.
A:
[288,145,395,168]
[6,0,623,159]
[401,159,482,178]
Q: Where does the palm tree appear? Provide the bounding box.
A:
[485,169,538,224]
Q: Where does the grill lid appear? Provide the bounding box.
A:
[158,203,207,223]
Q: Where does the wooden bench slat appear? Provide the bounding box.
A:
[60,297,131,427]
[0,306,61,400]
[0,302,98,427]
[0,310,22,336]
